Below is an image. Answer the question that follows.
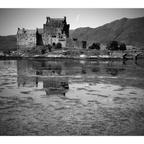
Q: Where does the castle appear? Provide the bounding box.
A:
[17,16,70,49]
[17,16,87,50]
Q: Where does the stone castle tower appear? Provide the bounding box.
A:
[17,16,70,49]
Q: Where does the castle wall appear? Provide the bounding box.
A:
[66,38,87,49]
[42,33,51,45]
[66,38,74,48]
[52,37,66,47]
[58,39,66,47]
[42,34,66,47]
[51,37,59,45]
[73,40,81,49]
[17,29,36,49]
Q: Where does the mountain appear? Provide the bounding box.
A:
[0,35,17,52]
[70,17,144,48]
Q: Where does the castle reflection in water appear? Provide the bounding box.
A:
[17,59,126,95]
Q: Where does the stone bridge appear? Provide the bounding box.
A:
[122,50,144,60]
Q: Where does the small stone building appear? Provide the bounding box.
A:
[17,16,70,49]
[66,38,87,49]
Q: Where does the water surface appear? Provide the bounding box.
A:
[0,59,144,135]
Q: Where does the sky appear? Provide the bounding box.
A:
[0,8,144,36]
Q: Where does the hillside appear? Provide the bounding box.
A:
[70,17,144,48]
[0,35,17,52]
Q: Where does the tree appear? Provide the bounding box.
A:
[88,43,100,50]
[119,43,126,51]
[47,44,52,52]
[95,43,101,50]
[3,50,11,56]
[41,48,46,54]
[106,41,119,51]
[55,43,62,49]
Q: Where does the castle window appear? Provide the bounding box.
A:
[73,38,77,41]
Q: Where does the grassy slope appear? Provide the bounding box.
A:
[0,35,17,52]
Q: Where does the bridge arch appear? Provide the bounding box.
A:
[122,53,128,60]
[134,52,143,60]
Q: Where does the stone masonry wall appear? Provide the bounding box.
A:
[17,29,36,49]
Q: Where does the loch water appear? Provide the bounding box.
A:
[0,59,144,135]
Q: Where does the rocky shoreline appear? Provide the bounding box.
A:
[0,55,129,60]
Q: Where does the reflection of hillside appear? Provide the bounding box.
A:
[105,61,125,76]
[135,60,144,69]
[43,77,69,96]
[106,68,125,76]
[17,59,127,79]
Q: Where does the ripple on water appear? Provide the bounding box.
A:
[113,97,129,104]
[20,91,31,94]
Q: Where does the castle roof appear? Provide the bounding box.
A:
[17,29,36,34]
[46,17,66,27]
